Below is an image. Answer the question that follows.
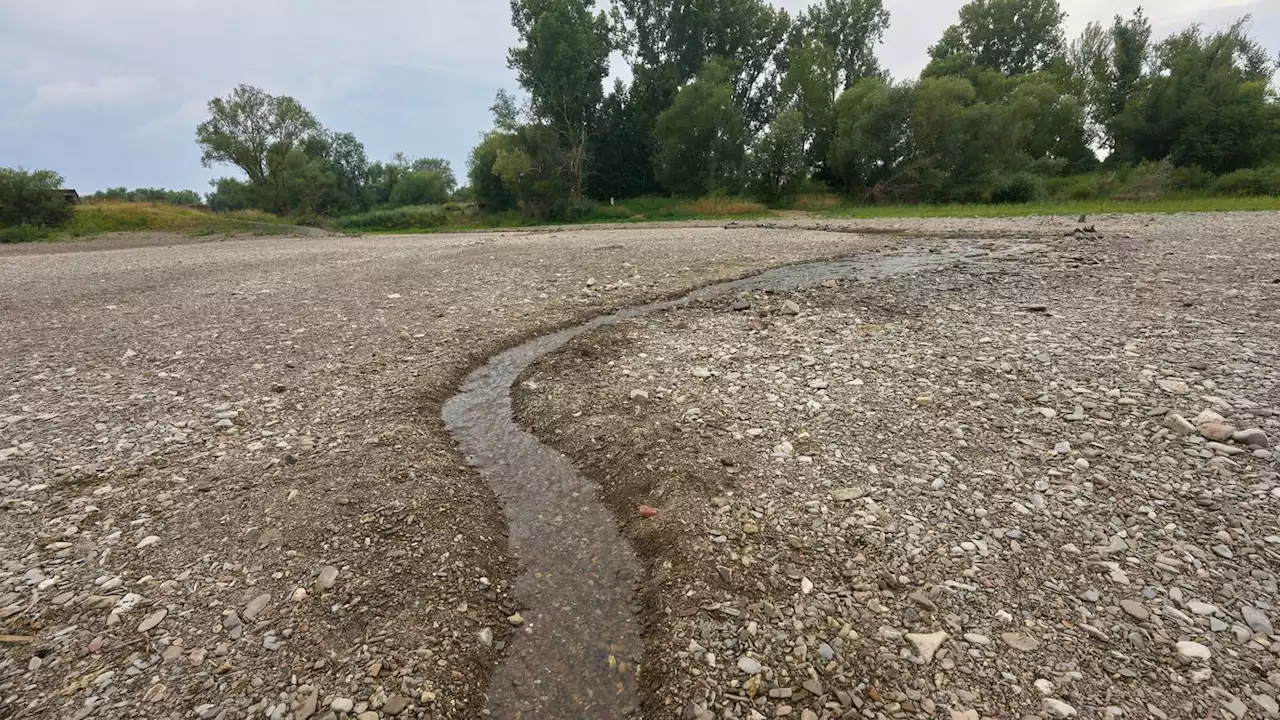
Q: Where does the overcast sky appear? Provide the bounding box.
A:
[1,0,1275,194]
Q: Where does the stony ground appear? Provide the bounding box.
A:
[0,224,888,720]
[516,214,1280,719]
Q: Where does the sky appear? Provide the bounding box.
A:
[1,0,1275,195]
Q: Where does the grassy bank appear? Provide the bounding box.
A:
[822,195,1280,219]
[66,202,307,236]
[337,196,770,233]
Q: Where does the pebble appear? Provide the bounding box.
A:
[316,566,339,591]
[330,698,354,713]
[906,631,948,664]
[737,656,762,675]
[1045,698,1078,717]
[137,609,167,633]
[1120,600,1150,620]
[1176,640,1212,661]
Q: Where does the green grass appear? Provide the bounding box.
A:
[61,202,304,238]
[340,196,771,234]
[823,195,1280,219]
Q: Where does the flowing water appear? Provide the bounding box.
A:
[441,243,1038,718]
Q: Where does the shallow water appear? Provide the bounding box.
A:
[441,242,1037,718]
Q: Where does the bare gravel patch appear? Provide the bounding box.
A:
[0,226,879,719]
[517,213,1280,719]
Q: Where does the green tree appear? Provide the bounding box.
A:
[828,78,915,196]
[388,172,451,207]
[790,0,890,85]
[748,108,809,201]
[195,85,324,213]
[780,37,840,181]
[652,61,748,196]
[615,0,792,132]
[589,78,664,200]
[467,133,519,212]
[508,0,613,198]
[1071,9,1152,153]
[0,168,73,230]
[925,0,1066,77]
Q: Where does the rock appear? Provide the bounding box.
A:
[1232,428,1271,448]
[629,389,649,401]
[737,656,762,675]
[478,627,494,646]
[1158,379,1191,395]
[138,608,167,633]
[330,698,354,713]
[296,689,319,719]
[831,487,862,502]
[908,591,937,611]
[507,613,525,627]
[1199,423,1237,442]
[1176,640,1211,661]
[781,300,801,315]
[692,367,712,378]
[905,631,948,663]
[316,566,339,591]
[383,696,411,715]
[243,593,271,621]
[638,504,658,518]
[1211,544,1234,559]
[1187,601,1218,616]
[1045,698,1078,717]
[1193,409,1226,426]
[1121,599,1150,620]
[1001,632,1040,651]
[1243,606,1274,636]
[1162,413,1196,434]
[136,535,160,549]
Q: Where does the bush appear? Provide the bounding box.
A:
[677,196,768,216]
[0,167,74,231]
[1168,166,1215,193]
[1210,167,1280,197]
[339,205,451,231]
[1113,160,1172,201]
[88,187,203,206]
[0,225,52,243]
[989,172,1044,204]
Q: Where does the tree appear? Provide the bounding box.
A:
[388,172,451,207]
[468,133,519,212]
[195,85,323,213]
[1071,9,1152,153]
[653,61,748,196]
[828,78,915,196]
[748,108,809,201]
[791,0,890,86]
[508,0,613,198]
[781,37,840,180]
[614,0,792,132]
[0,168,73,229]
[1115,18,1280,173]
[589,78,664,200]
[925,0,1066,77]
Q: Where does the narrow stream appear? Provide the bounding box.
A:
[441,242,1039,718]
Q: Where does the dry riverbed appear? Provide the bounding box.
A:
[1,214,1276,720]
[517,215,1280,719]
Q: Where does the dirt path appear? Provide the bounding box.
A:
[2,213,1275,720]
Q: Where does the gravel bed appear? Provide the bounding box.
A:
[0,225,879,720]
[516,214,1280,719]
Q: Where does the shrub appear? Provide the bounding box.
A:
[989,172,1044,204]
[1113,160,1171,201]
[677,196,767,216]
[0,167,74,230]
[0,225,52,243]
[338,205,451,231]
[1168,166,1215,193]
[1210,167,1280,197]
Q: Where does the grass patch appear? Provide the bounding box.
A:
[824,195,1280,219]
[62,202,302,238]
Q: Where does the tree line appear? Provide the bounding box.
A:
[463,0,1280,215]
[4,0,1279,238]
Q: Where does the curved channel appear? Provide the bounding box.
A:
[441,242,1037,718]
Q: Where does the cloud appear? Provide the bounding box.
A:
[140,97,209,136]
[32,75,158,109]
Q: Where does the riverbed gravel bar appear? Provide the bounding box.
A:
[2,214,1277,719]
[516,214,1280,719]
